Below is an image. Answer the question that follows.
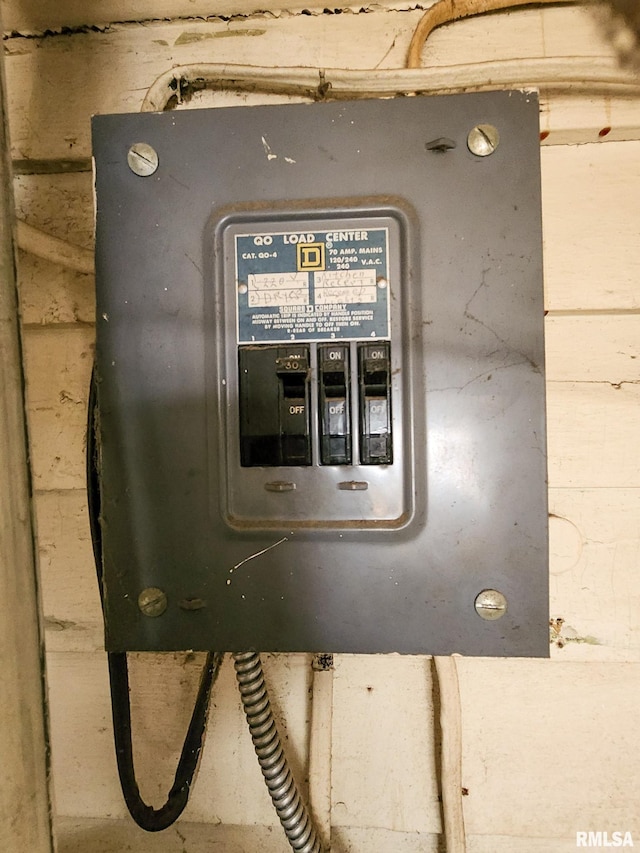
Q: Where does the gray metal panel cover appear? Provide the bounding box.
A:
[92,91,549,656]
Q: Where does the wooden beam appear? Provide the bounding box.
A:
[0,25,53,853]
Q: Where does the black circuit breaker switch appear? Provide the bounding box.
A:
[318,344,351,465]
[275,349,312,465]
[358,342,393,465]
[239,345,311,466]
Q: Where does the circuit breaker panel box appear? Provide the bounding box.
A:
[92,92,548,656]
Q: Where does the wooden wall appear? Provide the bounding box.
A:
[4,2,640,850]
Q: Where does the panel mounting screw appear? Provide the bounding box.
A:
[467,124,500,157]
[127,142,159,176]
[138,587,168,617]
[474,589,507,620]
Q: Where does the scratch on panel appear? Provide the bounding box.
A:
[226,537,289,585]
[185,253,203,275]
[261,136,278,161]
[261,137,296,164]
[464,270,542,375]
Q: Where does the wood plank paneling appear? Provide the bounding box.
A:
[17,252,94,326]
[49,654,640,845]
[331,826,439,852]
[48,651,312,826]
[547,382,640,489]
[0,53,54,851]
[549,488,640,661]
[545,314,639,381]
[2,0,420,34]
[48,649,440,837]
[542,142,640,311]
[458,660,640,840]
[22,326,94,490]
[7,3,640,849]
[331,655,439,834]
[467,837,621,853]
[2,13,418,163]
[15,172,94,326]
[55,819,287,853]
[35,490,101,653]
[4,8,640,164]
[55,816,439,853]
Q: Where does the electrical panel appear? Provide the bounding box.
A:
[217,212,409,528]
[92,91,548,657]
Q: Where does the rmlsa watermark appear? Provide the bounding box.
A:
[577,831,634,848]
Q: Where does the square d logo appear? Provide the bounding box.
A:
[297,242,325,271]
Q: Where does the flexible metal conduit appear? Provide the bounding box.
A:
[233,651,324,853]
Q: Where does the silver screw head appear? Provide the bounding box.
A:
[474,589,507,621]
[127,142,159,176]
[138,587,168,617]
[467,124,500,157]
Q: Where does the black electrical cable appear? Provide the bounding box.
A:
[87,364,222,832]
[106,650,222,831]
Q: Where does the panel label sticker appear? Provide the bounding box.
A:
[235,226,390,343]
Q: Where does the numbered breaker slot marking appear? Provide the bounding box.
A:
[238,342,392,467]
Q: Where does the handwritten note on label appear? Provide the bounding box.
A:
[248,272,310,307]
[314,269,377,304]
